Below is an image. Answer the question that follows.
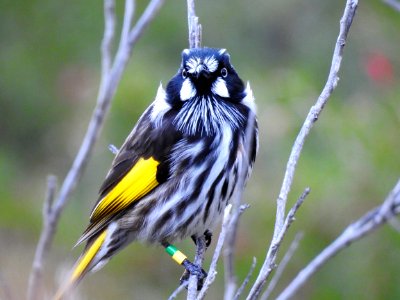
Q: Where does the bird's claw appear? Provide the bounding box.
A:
[180,260,207,290]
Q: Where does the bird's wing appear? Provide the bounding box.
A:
[76,106,179,245]
[90,156,160,223]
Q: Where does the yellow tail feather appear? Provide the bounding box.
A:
[54,230,107,300]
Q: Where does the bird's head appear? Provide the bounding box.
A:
[166,48,245,105]
[151,48,254,136]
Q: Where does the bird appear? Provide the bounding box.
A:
[55,47,258,298]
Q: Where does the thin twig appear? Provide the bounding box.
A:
[27,175,57,300]
[168,281,189,300]
[120,0,135,47]
[27,1,165,299]
[260,233,303,300]
[101,0,116,79]
[246,188,309,300]
[246,1,358,298]
[233,257,257,300]
[127,0,165,49]
[187,0,201,48]
[276,179,400,300]
[196,204,233,300]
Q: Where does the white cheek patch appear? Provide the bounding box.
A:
[212,78,230,98]
[180,78,196,101]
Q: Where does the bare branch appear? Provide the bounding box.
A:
[127,0,165,49]
[276,179,400,300]
[260,233,303,300]
[233,257,257,300]
[120,0,135,47]
[246,188,309,300]
[246,1,358,298]
[169,282,189,300]
[274,0,358,241]
[27,1,165,299]
[187,0,202,48]
[196,204,233,300]
[27,175,57,300]
[101,0,116,79]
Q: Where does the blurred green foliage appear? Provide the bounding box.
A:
[1,0,399,299]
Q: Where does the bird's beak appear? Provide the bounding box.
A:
[194,64,210,79]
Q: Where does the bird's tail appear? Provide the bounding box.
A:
[54,229,107,300]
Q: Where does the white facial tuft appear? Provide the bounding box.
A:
[204,56,218,73]
[212,78,230,98]
[180,78,196,101]
[186,56,219,74]
[186,57,201,74]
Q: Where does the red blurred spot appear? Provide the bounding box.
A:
[365,53,394,85]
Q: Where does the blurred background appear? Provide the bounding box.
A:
[1,0,399,299]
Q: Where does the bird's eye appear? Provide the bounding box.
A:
[182,69,188,79]
[221,68,228,78]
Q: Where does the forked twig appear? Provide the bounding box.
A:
[246,1,358,298]
[277,179,400,300]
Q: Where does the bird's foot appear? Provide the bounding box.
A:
[180,259,207,291]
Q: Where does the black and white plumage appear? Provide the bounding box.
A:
[57,47,258,296]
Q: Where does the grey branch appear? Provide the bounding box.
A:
[196,204,234,300]
[187,0,202,48]
[27,1,165,299]
[247,1,358,299]
[27,176,57,300]
[277,179,400,300]
[260,233,303,300]
[101,0,116,79]
[233,257,257,300]
[169,281,189,300]
[246,188,309,300]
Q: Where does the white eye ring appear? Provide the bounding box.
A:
[182,69,188,78]
[221,68,228,78]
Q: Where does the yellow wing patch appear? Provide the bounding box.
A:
[90,157,160,222]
